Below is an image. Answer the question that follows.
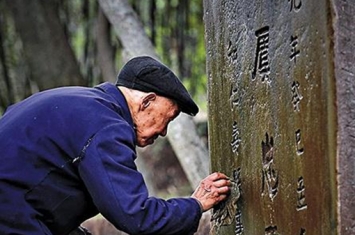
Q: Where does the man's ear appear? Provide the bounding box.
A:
[141,93,156,110]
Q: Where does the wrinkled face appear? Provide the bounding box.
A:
[134,94,180,147]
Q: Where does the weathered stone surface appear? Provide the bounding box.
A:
[332,0,355,234]
[204,0,355,234]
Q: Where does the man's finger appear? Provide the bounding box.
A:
[213,179,231,188]
[217,185,230,194]
[208,172,229,181]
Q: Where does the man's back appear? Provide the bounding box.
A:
[0,84,127,234]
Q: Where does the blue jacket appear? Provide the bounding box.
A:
[0,82,202,235]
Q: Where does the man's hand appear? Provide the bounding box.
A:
[191,172,231,212]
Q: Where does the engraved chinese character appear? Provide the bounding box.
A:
[289,0,302,12]
[227,25,247,65]
[297,177,308,211]
[253,26,270,83]
[235,209,243,235]
[230,84,240,108]
[227,39,238,62]
[231,121,241,154]
[233,168,243,234]
[265,225,279,235]
[295,129,304,155]
[291,81,303,112]
[233,167,241,187]
[262,133,279,200]
[290,35,300,63]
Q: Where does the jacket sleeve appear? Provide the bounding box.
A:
[77,122,202,235]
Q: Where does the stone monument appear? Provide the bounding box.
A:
[204,0,355,234]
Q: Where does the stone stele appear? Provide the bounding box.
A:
[204,0,355,234]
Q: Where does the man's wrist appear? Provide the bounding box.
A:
[191,197,204,213]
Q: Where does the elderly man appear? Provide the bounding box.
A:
[0,56,230,235]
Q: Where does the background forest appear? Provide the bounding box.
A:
[0,0,207,112]
[0,0,211,234]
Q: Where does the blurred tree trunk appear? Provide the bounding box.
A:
[0,14,13,108]
[98,0,157,62]
[98,0,209,189]
[5,0,85,90]
[168,114,209,188]
[96,7,117,83]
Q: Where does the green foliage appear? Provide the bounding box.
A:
[139,0,207,111]
[0,0,207,111]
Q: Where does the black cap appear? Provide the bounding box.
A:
[116,56,199,116]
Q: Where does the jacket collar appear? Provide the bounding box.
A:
[95,82,134,128]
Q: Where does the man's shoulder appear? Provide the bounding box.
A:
[29,84,125,116]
